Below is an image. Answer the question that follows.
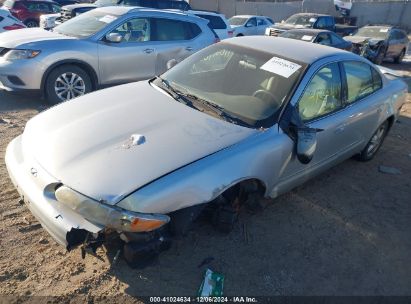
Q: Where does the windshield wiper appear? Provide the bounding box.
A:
[155,77,203,111]
[155,77,248,127]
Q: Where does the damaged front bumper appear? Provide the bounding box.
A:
[5,136,103,249]
[5,135,170,250]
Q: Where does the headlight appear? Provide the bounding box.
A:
[55,186,170,232]
[4,49,41,60]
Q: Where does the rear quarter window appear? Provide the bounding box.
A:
[196,14,226,30]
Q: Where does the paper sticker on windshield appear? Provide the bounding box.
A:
[260,57,301,78]
[380,28,389,33]
[99,15,117,23]
[301,35,313,41]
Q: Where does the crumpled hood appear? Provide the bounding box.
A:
[22,81,256,204]
[0,28,71,49]
[344,35,384,45]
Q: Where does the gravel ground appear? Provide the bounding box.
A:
[0,59,410,300]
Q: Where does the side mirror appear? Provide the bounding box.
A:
[166,59,178,70]
[105,32,123,43]
[280,104,321,165]
[296,128,317,164]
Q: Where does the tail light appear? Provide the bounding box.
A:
[3,24,25,30]
[228,30,234,38]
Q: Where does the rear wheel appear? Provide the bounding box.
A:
[24,20,38,28]
[394,49,405,64]
[356,121,389,161]
[45,65,92,105]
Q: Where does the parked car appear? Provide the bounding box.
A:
[2,0,61,27]
[58,0,191,24]
[5,37,407,264]
[265,13,357,37]
[228,15,273,37]
[280,29,352,51]
[0,6,218,104]
[0,8,25,32]
[189,10,232,40]
[345,25,409,64]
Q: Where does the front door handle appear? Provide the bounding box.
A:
[144,48,154,54]
[185,46,193,51]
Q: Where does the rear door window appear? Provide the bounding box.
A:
[343,61,380,104]
[26,2,51,12]
[196,14,226,30]
[152,18,200,41]
[257,18,267,26]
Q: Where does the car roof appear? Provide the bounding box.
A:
[225,36,354,64]
[290,13,328,17]
[230,15,263,19]
[188,10,223,17]
[95,6,205,22]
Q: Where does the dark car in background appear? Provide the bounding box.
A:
[280,29,352,51]
[345,25,409,64]
[2,0,61,27]
[60,0,191,23]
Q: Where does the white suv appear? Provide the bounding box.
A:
[189,10,233,40]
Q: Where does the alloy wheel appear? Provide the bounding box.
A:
[366,123,387,157]
[54,72,86,101]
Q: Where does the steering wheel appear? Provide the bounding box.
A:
[252,89,278,104]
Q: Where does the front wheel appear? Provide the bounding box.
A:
[24,20,38,28]
[45,65,92,105]
[356,121,389,161]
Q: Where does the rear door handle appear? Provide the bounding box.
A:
[144,48,154,54]
[185,46,193,51]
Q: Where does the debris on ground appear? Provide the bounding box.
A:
[378,165,402,175]
[0,117,12,124]
[198,269,224,296]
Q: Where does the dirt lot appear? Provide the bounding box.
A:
[1,59,411,300]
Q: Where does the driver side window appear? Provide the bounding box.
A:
[109,18,151,43]
[298,63,342,121]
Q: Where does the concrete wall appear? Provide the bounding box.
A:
[189,0,411,31]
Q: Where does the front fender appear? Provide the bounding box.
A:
[117,127,293,214]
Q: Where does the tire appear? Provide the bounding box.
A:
[394,49,405,64]
[373,46,386,65]
[356,121,389,162]
[45,65,92,105]
[24,20,38,28]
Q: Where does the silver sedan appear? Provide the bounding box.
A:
[0,6,216,104]
[5,37,407,263]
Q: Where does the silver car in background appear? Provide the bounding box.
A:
[228,15,273,37]
[0,6,217,104]
[5,37,407,264]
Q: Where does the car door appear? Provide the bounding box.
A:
[244,17,257,35]
[149,17,202,75]
[339,60,385,147]
[276,62,358,192]
[256,17,268,35]
[97,17,157,85]
[386,30,398,58]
